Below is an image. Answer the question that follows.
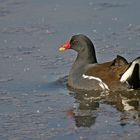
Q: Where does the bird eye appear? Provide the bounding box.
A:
[72,40,78,45]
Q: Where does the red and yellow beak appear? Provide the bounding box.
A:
[59,41,71,52]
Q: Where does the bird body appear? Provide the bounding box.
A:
[59,34,140,91]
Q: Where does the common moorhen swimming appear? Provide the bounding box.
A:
[59,34,140,91]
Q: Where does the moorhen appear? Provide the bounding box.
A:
[59,34,140,91]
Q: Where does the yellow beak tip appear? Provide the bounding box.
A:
[59,47,66,51]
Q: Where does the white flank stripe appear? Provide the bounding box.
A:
[82,74,109,91]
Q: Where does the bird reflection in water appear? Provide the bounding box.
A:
[66,87,140,128]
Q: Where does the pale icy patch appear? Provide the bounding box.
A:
[82,74,109,91]
[122,98,134,111]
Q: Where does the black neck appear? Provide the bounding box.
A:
[70,47,97,77]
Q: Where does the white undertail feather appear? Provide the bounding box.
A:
[82,74,109,91]
[120,58,140,83]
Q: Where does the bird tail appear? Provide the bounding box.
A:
[120,57,140,89]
